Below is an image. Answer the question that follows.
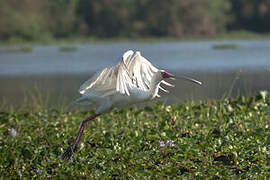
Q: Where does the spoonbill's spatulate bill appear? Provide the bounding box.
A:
[60,50,202,160]
[176,75,202,85]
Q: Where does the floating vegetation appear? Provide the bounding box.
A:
[212,44,242,50]
[19,46,33,53]
[59,46,78,52]
[0,91,269,178]
[0,45,33,54]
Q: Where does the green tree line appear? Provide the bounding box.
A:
[0,0,270,41]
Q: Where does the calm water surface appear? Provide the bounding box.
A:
[1,40,270,108]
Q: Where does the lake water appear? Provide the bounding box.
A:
[1,40,270,108]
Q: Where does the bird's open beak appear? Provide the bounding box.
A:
[162,71,202,85]
[167,72,176,80]
[176,75,202,85]
[162,71,176,80]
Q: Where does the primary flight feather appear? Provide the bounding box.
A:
[79,50,158,97]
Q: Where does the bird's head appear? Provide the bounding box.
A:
[160,70,175,80]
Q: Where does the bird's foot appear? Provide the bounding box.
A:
[60,145,75,161]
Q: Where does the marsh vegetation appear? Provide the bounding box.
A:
[0,91,270,178]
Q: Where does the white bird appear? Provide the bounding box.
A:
[61,50,201,160]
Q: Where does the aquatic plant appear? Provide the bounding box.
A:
[212,44,242,50]
[0,91,269,178]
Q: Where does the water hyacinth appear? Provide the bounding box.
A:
[159,140,175,147]
[159,140,166,147]
[0,92,270,178]
[8,128,17,137]
[36,170,42,175]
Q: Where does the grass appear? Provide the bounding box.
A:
[0,91,270,179]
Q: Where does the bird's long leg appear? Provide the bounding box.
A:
[60,113,101,160]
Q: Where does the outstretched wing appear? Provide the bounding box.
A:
[123,51,158,92]
[79,50,158,97]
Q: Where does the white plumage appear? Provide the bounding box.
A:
[76,50,172,114]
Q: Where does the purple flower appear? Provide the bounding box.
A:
[159,140,166,147]
[159,140,175,147]
[166,140,175,147]
[37,170,43,175]
[8,128,17,137]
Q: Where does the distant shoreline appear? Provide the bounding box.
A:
[1,30,270,46]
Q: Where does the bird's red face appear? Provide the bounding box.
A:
[161,71,175,79]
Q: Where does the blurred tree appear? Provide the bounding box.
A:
[47,0,78,37]
[133,0,231,37]
[76,0,231,37]
[77,0,135,37]
[229,0,270,32]
[1,0,270,41]
[0,0,49,40]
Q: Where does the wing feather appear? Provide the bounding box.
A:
[125,51,158,91]
[79,50,158,97]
